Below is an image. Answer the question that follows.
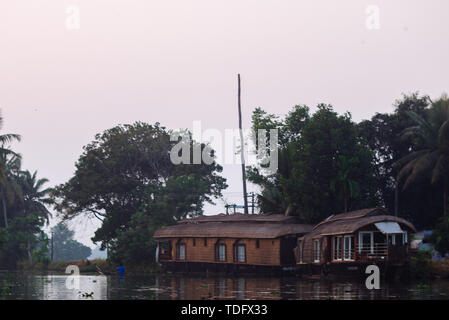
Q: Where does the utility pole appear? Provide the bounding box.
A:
[250,192,255,214]
[238,74,249,214]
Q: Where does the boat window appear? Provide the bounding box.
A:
[215,240,226,261]
[235,240,246,263]
[298,240,303,263]
[313,239,320,263]
[333,236,342,261]
[391,233,406,245]
[177,242,186,260]
[359,231,374,254]
[343,235,354,261]
[159,241,170,255]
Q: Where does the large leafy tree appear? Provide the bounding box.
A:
[357,92,443,227]
[394,95,449,216]
[248,104,378,223]
[52,122,227,262]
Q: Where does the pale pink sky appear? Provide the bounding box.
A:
[1,0,448,247]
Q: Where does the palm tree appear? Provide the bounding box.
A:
[0,111,22,228]
[330,155,360,212]
[394,96,449,215]
[0,152,22,229]
[18,170,52,261]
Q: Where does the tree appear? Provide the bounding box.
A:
[248,104,378,223]
[0,153,22,230]
[0,110,53,268]
[51,222,92,261]
[52,122,227,264]
[330,156,360,212]
[394,95,449,217]
[0,112,21,229]
[18,170,52,262]
[357,92,443,227]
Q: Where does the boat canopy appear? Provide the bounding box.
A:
[374,222,403,234]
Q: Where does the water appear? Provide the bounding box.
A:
[1,271,449,300]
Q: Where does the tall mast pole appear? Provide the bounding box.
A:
[238,74,249,213]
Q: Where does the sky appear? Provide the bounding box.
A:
[0,0,448,248]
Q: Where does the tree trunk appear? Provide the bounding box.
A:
[2,194,8,229]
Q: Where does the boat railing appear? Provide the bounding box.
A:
[356,244,389,260]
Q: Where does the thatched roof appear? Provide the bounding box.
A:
[302,208,416,240]
[176,213,296,224]
[154,222,312,239]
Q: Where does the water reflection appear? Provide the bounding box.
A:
[1,271,449,300]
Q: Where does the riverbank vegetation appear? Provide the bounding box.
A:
[0,113,53,268]
[52,122,228,267]
[1,91,449,277]
[249,92,449,230]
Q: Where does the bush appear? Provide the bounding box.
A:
[408,251,433,280]
[430,216,449,255]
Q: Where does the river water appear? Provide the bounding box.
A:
[1,271,449,300]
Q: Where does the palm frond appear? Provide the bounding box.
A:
[393,149,430,169]
[407,111,435,135]
[432,154,449,184]
[438,119,449,146]
[0,133,21,145]
[403,151,439,189]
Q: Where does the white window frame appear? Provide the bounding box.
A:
[343,235,354,261]
[313,239,320,263]
[333,236,342,261]
[403,231,408,244]
[358,231,374,254]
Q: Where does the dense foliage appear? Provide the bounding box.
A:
[52,122,228,265]
[0,113,52,268]
[249,93,449,230]
[2,91,449,268]
[248,104,378,223]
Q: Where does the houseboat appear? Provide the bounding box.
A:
[154,213,312,273]
[294,208,416,276]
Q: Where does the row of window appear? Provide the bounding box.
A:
[176,239,247,263]
[189,238,260,248]
[298,231,409,263]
